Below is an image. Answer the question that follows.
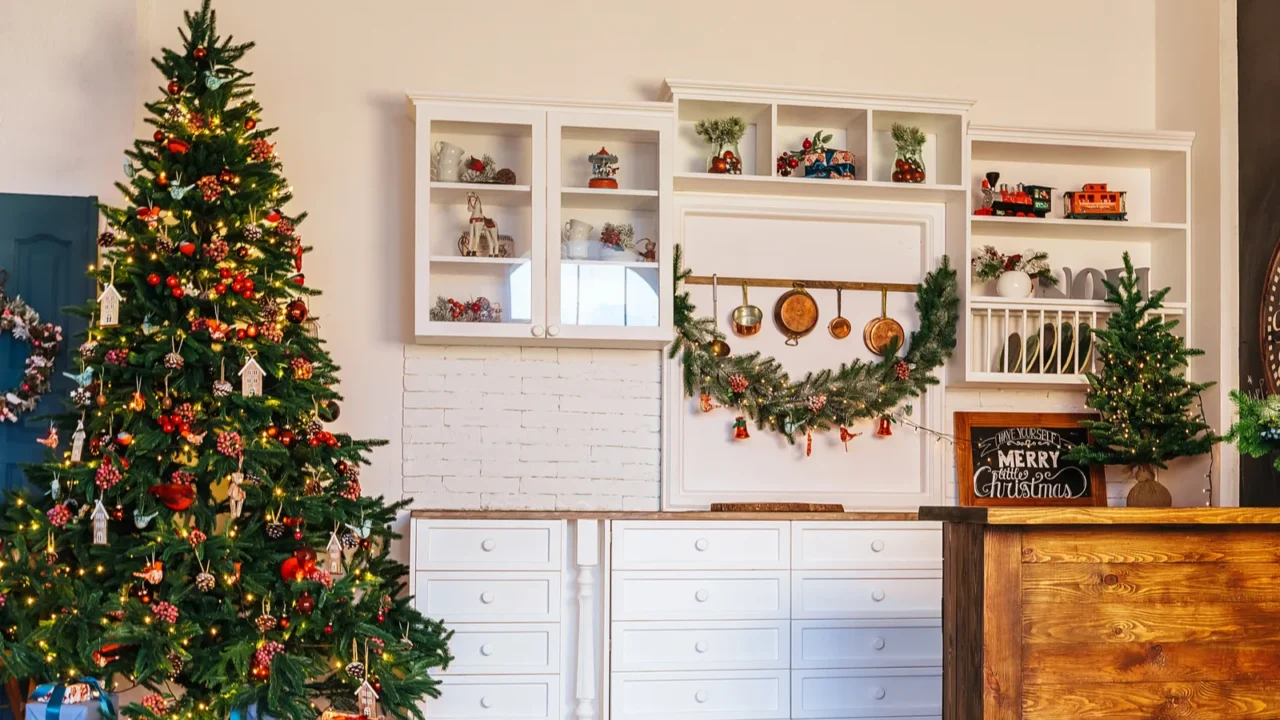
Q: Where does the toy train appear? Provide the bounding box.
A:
[1063,183,1127,221]
[974,177,1052,218]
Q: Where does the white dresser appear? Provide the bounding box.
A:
[412,512,941,720]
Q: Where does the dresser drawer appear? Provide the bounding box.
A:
[792,619,942,669]
[612,521,789,570]
[432,675,559,719]
[416,572,561,623]
[611,669,789,720]
[792,572,940,619]
[414,519,562,571]
[792,522,941,570]
[612,620,790,671]
[440,623,559,675]
[791,668,941,718]
[612,570,790,621]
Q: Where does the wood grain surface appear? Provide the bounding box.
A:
[1024,602,1280,644]
[1021,529,1280,563]
[983,528,1022,720]
[1024,642,1280,684]
[942,522,984,720]
[1022,681,1280,719]
[409,509,919,521]
[920,506,1280,525]
[1022,562,1280,603]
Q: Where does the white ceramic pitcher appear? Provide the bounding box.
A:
[432,141,467,182]
[562,218,593,260]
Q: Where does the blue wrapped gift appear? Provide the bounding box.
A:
[802,149,856,179]
[26,680,116,720]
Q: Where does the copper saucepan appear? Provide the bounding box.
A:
[864,288,905,355]
[732,282,763,336]
[829,287,851,339]
[775,282,820,346]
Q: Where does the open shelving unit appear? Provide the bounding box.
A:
[963,125,1194,385]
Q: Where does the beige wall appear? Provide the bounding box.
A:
[2,0,1234,525]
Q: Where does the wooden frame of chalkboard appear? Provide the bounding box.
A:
[955,411,1107,507]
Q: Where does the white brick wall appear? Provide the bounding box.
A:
[403,345,663,511]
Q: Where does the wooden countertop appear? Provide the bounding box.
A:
[410,510,920,521]
[919,506,1280,525]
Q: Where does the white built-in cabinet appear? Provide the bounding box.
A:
[411,96,673,347]
[412,516,942,720]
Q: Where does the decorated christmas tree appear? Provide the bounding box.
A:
[0,3,449,720]
[1065,252,1217,506]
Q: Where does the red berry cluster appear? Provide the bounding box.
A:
[215,431,243,458]
[157,413,193,436]
[151,601,179,624]
[96,463,122,490]
[895,360,911,380]
[188,529,207,547]
[205,237,229,262]
[141,694,168,715]
[253,641,284,668]
[291,357,313,380]
[198,175,221,202]
[104,349,128,365]
[215,267,256,300]
[339,481,361,501]
[46,504,71,528]
[275,217,295,237]
[249,138,275,163]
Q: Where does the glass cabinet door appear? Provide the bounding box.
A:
[546,110,671,343]
[417,105,547,341]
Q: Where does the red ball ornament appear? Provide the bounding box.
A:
[279,429,296,447]
[279,616,290,629]
[236,328,247,340]
[171,287,185,299]
[220,267,232,279]
[242,290,254,300]
[178,241,196,256]
[265,208,282,223]
[246,324,259,339]
[193,47,207,60]
[218,169,235,184]
[214,282,227,294]
[244,117,257,131]
[802,138,813,150]
[178,421,191,435]
[360,538,372,551]
[147,273,162,286]
[280,557,302,581]
[295,547,318,571]
[153,130,165,142]
[296,593,316,616]
[376,612,385,623]
[167,138,190,154]
[292,274,305,286]
[293,529,304,541]
[167,80,181,95]
[285,299,308,324]
[165,275,180,288]
[160,421,175,434]
[324,624,333,635]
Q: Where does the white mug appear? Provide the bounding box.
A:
[562,219,593,260]
[432,141,467,182]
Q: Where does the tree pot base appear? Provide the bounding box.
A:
[1126,465,1172,507]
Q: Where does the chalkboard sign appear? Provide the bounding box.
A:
[955,412,1106,507]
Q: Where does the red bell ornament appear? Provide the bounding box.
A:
[876,417,893,437]
[732,416,750,440]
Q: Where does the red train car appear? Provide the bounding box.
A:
[1063,183,1127,221]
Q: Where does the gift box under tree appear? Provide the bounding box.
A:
[25,681,116,720]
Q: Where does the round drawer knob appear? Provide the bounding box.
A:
[480,697,493,709]
[480,643,494,656]
[872,687,886,701]
[481,539,496,552]
[872,637,886,650]
[870,539,885,553]
[531,325,545,338]
[695,691,709,704]
[694,538,709,552]
[695,589,710,603]
[481,591,495,604]
[547,324,560,337]
[695,640,709,653]
[871,589,886,602]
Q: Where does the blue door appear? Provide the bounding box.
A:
[0,193,97,494]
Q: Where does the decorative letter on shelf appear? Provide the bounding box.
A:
[1036,265,1150,300]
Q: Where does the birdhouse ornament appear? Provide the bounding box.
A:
[355,678,379,718]
[70,418,87,463]
[326,530,345,576]
[91,498,110,546]
[97,284,122,327]
[238,356,265,397]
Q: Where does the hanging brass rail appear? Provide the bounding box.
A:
[684,275,917,293]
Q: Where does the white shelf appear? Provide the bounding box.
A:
[971,215,1187,242]
[430,181,532,206]
[561,259,659,269]
[431,255,531,266]
[969,296,1187,312]
[672,172,965,202]
[561,187,659,211]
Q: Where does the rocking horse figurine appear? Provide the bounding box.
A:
[459,192,500,257]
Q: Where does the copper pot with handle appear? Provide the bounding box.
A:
[731,282,763,336]
[774,282,820,346]
[863,288,905,356]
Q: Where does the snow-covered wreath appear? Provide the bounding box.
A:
[0,279,63,423]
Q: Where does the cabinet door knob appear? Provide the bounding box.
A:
[695,690,709,704]
[871,589,885,602]
[547,324,560,337]
[531,325,545,337]
[695,589,710,603]
[872,637,886,650]
[872,687,886,700]
[695,640,709,653]
[481,539,496,552]
[480,643,494,656]
[694,538,709,551]
[480,697,493,709]
[480,591,495,604]
[870,539,885,553]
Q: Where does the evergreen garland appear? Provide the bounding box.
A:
[1065,252,1218,468]
[1226,390,1280,469]
[669,246,959,443]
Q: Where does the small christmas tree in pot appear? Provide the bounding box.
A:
[1065,252,1218,506]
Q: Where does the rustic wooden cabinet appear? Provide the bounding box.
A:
[922,507,1280,719]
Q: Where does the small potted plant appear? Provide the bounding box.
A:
[891,123,927,183]
[694,117,747,174]
[971,245,1058,298]
[598,222,635,259]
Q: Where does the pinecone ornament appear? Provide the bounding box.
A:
[205,238,229,262]
[164,352,184,370]
[72,387,92,407]
[340,532,359,550]
[167,653,185,678]
[155,235,174,254]
[195,571,215,592]
[255,613,278,633]
[266,522,286,540]
[212,379,233,397]
[97,231,117,248]
[345,660,365,681]
[243,224,263,243]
